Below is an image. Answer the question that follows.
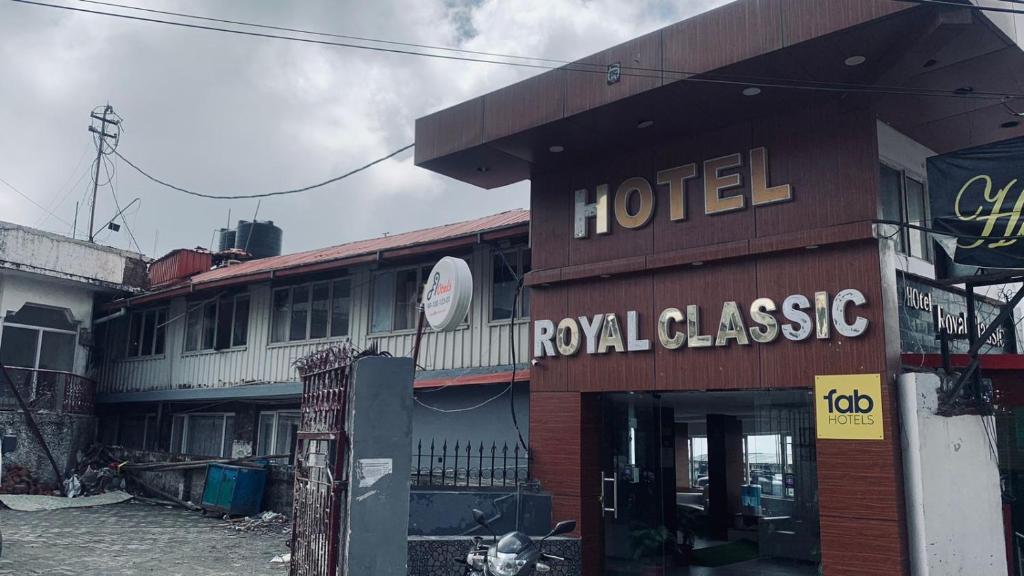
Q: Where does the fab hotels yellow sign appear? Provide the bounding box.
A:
[815,374,884,440]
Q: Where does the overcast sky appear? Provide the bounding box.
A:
[0,0,729,256]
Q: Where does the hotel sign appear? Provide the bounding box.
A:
[815,374,884,441]
[927,136,1024,268]
[574,147,792,238]
[533,289,868,357]
[898,274,1016,354]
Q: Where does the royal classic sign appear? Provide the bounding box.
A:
[574,147,792,238]
[533,289,868,357]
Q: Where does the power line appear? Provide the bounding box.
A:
[894,0,1024,14]
[77,0,571,66]
[9,0,1024,101]
[73,0,1024,102]
[114,143,414,200]
[103,155,141,253]
[0,175,75,227]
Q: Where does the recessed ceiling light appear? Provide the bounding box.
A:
[692,261,704,267]
[954,86,974,95]
[476,166,489,173]
[549,145,564,153]
[844,55,866,67]
[637,119,655,129]
[1002,120,1021,129]
[806,244,820,250]
[600,274,612,279]
[742,87,761,97]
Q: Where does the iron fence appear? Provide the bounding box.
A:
[412,439,529,488]
[0,368,95,414]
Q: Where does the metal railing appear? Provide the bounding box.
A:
[412,439,529,488]
[0,367,96,414]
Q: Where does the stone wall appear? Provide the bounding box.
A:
[408,536,580,576]
[0,411,95,485]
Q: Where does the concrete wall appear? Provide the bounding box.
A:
[412,382,529,451]
[0,412,95,485]
[899,371,1008,576]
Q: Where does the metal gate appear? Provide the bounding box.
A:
[289,346,352,576]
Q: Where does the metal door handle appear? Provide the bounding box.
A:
[600,472,617,519]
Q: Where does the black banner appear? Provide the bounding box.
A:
[927,136,1024,268]
[898,274,1016,355]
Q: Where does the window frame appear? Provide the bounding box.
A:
[125,307,168,359]
[183,294,249,354]
[490,246,531,323]
[256,410,301,460]
[269,277,353,344]
[880,160,933,263]
[369,263,437,334]
[1,320,79,372]
[169,412,235,457]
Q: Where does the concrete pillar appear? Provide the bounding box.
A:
[707,414,743,540]
[899,371,1008,576]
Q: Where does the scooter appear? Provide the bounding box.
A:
[455,508,576,576]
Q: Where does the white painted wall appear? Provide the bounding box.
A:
[0,270,98,375]
[0,221,139,288]
[899,371,1008,576]
[97,243,530,393]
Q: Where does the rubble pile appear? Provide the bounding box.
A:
[219,510,291,536]
[0,465,59,495]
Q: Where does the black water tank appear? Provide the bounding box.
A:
[235,220,283,258]
[218,228,236,252]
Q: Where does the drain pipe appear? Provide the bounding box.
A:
[898,373,928,576]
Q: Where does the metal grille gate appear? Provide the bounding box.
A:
[289,346,353,576]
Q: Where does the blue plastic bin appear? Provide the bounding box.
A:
[201,463,268,517]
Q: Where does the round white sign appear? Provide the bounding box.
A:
[422,256,473,331]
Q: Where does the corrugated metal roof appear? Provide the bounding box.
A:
[188,208,529,287]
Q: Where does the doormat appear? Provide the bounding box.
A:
[0,490,132,512]
[691,539,759,567]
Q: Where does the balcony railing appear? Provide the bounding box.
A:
[0,367,96,415]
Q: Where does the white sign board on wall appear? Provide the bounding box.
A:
[422,256,472,331]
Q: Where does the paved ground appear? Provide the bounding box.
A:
[0,501,290,575]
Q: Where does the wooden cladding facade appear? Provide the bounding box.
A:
[526,102,908,574]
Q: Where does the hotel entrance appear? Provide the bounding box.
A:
[600,391,821,575]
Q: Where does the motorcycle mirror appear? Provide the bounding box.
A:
[543,520,576,540]
[471,508,497,541]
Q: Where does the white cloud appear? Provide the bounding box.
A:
[0,0,731,254]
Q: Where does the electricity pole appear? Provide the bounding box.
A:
[87,104,121,242]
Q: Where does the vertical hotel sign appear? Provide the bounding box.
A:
[815,374,884,440]
[928,136,1024,268]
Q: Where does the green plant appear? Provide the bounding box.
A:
[629,525,672,564]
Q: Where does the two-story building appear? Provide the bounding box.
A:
[0,220,147,483]
[414,1,1024,574]
[93,210,531,472]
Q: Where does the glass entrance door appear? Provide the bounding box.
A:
[601,393,675,575]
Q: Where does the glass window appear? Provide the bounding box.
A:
[256,413,276,456]
[201,301,217,350]
[185,304,202,352]
[371,272,396,333]
[394,269,420,331]
[271,289,290,343]
[232,296,249,347]
[222,415,236,458]
[38,332,75,372]
[906,177,928,260]
[290,286,310,341]
[141,310,156,357]
[127,311,142,357]
[492,248,530,321]
[310,283,330,339]
[170,415,184,453]
[0,326,38,369]
[331,279,351,337]
[275,412,300,458]
[154,309,167,355]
